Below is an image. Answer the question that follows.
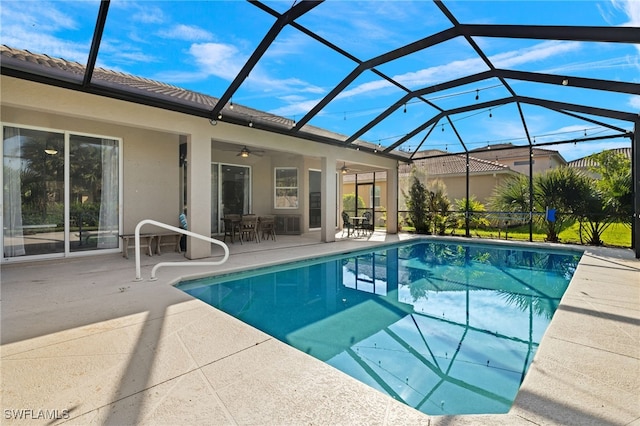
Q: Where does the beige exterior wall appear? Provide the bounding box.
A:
[370,171,515,213]
[473,150,564,176]
[1,105,181,234]
[432,173,512,207]
[508,154,563,175]
[2,76,399,259]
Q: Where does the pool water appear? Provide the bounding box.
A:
[177,240,582,415]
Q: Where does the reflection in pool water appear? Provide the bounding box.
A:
[178,240,581,415]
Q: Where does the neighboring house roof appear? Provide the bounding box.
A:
[568,147,632,169]
[400,151,514,177]
[470,143,567,164]
[342,151,514,182]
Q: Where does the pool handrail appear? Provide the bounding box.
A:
[134,219,230,281]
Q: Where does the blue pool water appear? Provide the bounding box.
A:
[177,240,582,415]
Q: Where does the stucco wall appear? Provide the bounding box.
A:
[122,130,179,232]
[1,106,181,233]
[2,75,400,251]
[435,173,509,207]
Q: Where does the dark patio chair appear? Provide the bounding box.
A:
[362,211,374,234]
[260,215,276,241]
[239,214,260,243]
[223,214,241,243]
[341,211,354,237]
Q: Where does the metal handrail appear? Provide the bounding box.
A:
[134,219,229,281]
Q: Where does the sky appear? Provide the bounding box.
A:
[1,0,638,161]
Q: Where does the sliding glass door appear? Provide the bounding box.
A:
[3,127,65,257]
[2,125,120,259]
[69,135,120,252]
[211,163,251,234]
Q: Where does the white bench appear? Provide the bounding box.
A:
[119,234,155,259]
[155,233,182,255]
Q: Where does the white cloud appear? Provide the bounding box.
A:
[269,99,320,117]
[611,0,640,26]
[338,41,578,103]
[266,40,587,118]
[245,72,326,100]
[609,0,640,54]
[264,33,309,58]
[2,1,78,32]
[394,57,488,88]
[189,42,246,81]
[157,24,214,42]
[131,7,164,25]
[491,41,580,69]
[1,25,87,62]
[629,95,640,110]
[337,79,396,100]
[182,41,325,102]
[0,1,86,59]
[542,56,638,75]
[278,95,308,103]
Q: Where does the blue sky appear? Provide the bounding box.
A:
[1,0,638,161]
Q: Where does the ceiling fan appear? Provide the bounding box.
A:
[237,146,264,158]
[340,162,360,174]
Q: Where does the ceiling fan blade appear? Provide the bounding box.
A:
[237,146,265,157]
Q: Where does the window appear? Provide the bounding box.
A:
[370,185,381,208]
[274,167,298,209]
[2,125,120,259]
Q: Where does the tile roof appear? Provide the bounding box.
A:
[0,45,367,142]
[400,151,513,176]
[470,143,566,162]
[2,45,418,162]
[568,147,632,168]
[1,45,216,106]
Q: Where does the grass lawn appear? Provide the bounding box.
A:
[410,221,631,248]
[558,221,631,247]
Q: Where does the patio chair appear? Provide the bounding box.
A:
[362,211,374,234]
[223,214,241,243]
[260,215,276,241]
[239,214,260,243]
[341,211,354,237]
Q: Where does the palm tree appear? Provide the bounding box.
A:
[534,167,591,242]
[587,150,632,226]
[490,174,530,210]
[491,168,593,243]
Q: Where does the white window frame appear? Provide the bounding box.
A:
[274,167,299,209]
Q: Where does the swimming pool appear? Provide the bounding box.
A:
[177,240,582,415]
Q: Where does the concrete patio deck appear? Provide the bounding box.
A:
[1,232,638,425]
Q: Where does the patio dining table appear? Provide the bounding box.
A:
[351,216,366,236]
